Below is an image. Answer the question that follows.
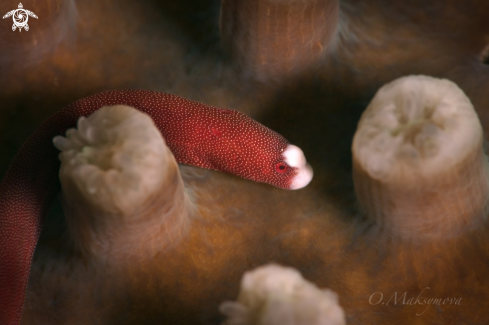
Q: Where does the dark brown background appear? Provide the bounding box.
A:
[1,0,489,324]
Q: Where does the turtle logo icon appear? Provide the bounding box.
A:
[2,3,38,32]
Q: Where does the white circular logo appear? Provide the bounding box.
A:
[2,3,38,32]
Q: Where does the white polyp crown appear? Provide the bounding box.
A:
[283,144,314,189]
[53,105,172,214]
[219,264,346,325]
[352,75,483,183]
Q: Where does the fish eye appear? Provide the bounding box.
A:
[275,161,288,174]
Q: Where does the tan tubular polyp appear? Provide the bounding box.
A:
[219,263,346,325]
[54,105,189,260]
[352,75,489,238]
[220,0,339,81]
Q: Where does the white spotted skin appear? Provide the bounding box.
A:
[0,89,314,325]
